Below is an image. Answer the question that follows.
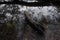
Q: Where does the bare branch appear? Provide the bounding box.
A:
[0,1,60,6]
[24,11,46,36]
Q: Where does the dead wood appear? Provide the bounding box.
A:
[24,11,47,36]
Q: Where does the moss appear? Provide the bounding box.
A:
[0,21,17,40]
[6,20,15,28]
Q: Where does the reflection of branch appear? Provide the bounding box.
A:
[0,1,60,6]
[24,11,46,36]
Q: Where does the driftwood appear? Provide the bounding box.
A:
[24,11,47,36]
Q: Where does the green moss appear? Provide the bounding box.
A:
[6,21,15,28]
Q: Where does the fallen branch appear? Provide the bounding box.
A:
[24,11,46,36]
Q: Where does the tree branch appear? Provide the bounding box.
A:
[24,11,46,36]
[0,1,60,6]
